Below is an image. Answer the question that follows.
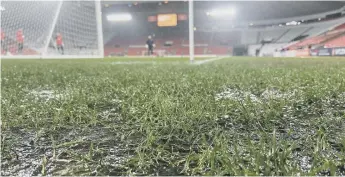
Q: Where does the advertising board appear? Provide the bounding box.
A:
[317,48,332,56]
[333,47,345,56]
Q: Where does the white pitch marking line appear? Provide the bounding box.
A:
[192,56,226,65]
[110,61,157,65]
[109,61,186,65]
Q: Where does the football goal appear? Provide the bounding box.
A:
[1,0,103,59]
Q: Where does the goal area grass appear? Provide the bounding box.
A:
[1,57,345,176]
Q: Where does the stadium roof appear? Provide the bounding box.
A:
[196,1,345,21]
[102,1,345,21]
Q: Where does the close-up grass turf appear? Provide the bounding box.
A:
[1,57,345,176]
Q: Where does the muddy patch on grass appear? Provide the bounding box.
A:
[97,99,122,118]
[1,96,138,176]
[1,128,44,176]
[1,126,135,176]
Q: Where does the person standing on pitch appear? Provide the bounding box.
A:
[56,33,64,55]
[16,29,24,54]
[1,29,6,54]
[146,35,155,56]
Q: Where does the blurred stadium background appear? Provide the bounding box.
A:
[102,1,345,58]
[1,1,345,58]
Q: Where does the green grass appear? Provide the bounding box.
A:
[1,57,345,176]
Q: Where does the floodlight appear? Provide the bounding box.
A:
[286,21,298,26]
[107,13,132,22]
[206,8,235,17]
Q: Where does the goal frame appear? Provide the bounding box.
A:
[1,0,104,59]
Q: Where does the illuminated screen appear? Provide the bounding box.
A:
[157,14,177,27]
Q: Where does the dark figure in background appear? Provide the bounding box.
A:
[146,35,154,56]
[308,45,312,56]
[255,48,260,57]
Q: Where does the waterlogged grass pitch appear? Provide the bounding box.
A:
[1,57,345,176]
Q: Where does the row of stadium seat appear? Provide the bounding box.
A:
[243,19,343,44]
[324,35,345,48]
[287,24,345,50]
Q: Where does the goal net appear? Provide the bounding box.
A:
[1,0,103,59]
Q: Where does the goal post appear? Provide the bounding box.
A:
[189,0,194,62]
[95,0,104,58]
[42,0,63,57]
[1,0,104,59]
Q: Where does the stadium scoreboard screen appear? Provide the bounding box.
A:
[157,14,177,27]
[148,14,186,27]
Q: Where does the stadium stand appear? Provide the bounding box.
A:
[241,31,259,45]
[104,20,345,56]
[248,43,288,56]
[324,35,345,48]
[276,27,309,43]
[287,22,345,50]
[333,22,345,30]
[258,28,288,42]
[102,1,345,57]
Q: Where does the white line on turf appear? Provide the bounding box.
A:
[192,56,226,65]
[109,61,185,65]
[107,57,227,65]
[110,61,157,65]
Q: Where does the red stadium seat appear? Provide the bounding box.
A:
[287,30,345,50]
[324,35,345,48]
